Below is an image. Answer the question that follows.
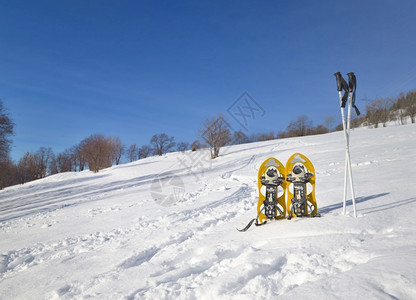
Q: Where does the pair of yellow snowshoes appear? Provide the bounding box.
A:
[238,153,319,232]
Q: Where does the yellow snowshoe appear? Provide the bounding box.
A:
[285,153,318,219]
[256,157,287,225]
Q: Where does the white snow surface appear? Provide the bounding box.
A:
[1,124,416,300]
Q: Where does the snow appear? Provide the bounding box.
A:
[1,124,416,299]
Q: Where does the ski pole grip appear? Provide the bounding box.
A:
[334,72,343,91]
[334,72,349,92]
[347,72,356,92]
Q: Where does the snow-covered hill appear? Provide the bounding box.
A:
[1,124,416,299]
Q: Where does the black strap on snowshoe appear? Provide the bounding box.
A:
[287,200,321,220]
[237,218,256,232]
[347,72,361,116]
[237,218,267,232]
[237,209,267,232]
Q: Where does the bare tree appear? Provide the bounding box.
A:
[190,140,201,151]
[109,136,124,165]
[350,115,364,129]
[71,144,85,171]
[126,144,139,162]
[13,147,55,183]
[35,147,54,178]
[79,134,114,173]
[17,152,38,183]
[258,132,275,142]
[201,115,231,159]
[232,131,248,144]
[0,160,18,189]
[138,144,153,159]
[277,131,288,139]
[0,100,14,162]
[393,92,408,125]
[0,100,15,188]
[404,91,416,123]
[55,149,75,173]
[49,156,59,175]
[248,133,261,142]
[324,115,336,132]
[365,98,393,128]
[286,115,312,137]
[310,124,329,135]
[150,133,176,156]
[177,142,189,152]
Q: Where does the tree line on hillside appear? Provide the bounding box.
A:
[1,90,415,189]
[363,90,416,128]
[0,132,191,188]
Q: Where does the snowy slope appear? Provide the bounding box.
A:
[1,124,416,299]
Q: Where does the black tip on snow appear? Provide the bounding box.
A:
[237,218,256,232]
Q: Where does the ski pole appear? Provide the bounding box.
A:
[340,91,350,215]
[334,72,357,217]
[334,72,350,215]
[346,72,357,217]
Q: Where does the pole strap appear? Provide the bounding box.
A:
[347,72,360,116]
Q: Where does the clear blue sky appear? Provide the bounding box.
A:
[1,0,415,161]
